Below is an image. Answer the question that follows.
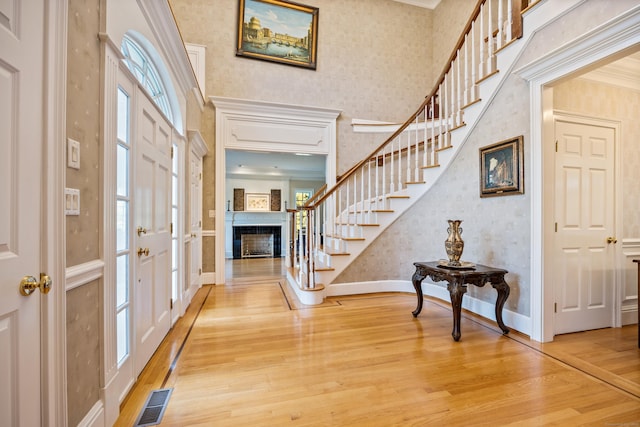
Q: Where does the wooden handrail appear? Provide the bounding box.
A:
[310,0,498,209]
[303,183,327,208]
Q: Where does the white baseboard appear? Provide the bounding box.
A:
[621,303,639,326]
[285,271,324,305]
[202,271,215,285]
[77,400,105,427]
[326,279,531,336]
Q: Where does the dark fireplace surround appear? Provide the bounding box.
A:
[232,226,282,259]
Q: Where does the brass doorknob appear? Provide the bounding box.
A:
[137,247,150,257]
[19,273,52,296]
[137,226,147,236]
[606,237,617,244]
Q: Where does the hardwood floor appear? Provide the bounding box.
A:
[116,258,640,426]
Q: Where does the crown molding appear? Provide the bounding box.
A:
[137,0,204,107]
[579,54,640,91]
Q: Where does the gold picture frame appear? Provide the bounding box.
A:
[479,136,524,198]
[236,0,319,70]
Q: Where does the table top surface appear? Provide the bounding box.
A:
[414,261,508,275]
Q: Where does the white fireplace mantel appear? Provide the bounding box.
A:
[225,212,287,259]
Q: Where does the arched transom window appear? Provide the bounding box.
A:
[121,34,174,123]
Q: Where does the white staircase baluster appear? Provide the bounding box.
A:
[497,0,504,49]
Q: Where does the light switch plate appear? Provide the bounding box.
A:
[67,138,80,169]
[65,188,80,215]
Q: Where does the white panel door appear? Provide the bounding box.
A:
[134,94,172,375]
[0,1,45,425]
[554,119,616,334]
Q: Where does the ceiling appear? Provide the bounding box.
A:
[225,149,326,181]
[578,51,640,91]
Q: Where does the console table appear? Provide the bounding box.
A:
[412,261,510,341]
[634,259,639,348]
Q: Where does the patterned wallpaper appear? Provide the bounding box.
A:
[66,280,101,427]
[335,0,640,315]
[170,0,437,272]
[66,0,102,421]
[66,0,102,266]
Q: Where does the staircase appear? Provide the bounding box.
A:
[286,0,577,305]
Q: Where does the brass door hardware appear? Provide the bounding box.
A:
[137,226,147,236]
[606,237,617,244]
[137,247,150,257]
[19,273,52,296]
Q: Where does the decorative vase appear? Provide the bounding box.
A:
[444,219,464,266]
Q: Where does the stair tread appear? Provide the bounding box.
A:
[324,250,351,256]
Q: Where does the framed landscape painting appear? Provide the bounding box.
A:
[479,136,524,197]
[236,0,319,69]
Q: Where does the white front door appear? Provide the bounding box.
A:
[553,118,616,334]
[0,0,45,424]
[134,94,172,375]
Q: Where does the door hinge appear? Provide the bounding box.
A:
[199,172,202,180]
[554,222,557,232]
[554,302,557,313]
[170,298,173,309]
[555,140,558,152]
[198,220,201,227]
[171,146,174,159]
[170,222,173,234]
[198,268,202,275]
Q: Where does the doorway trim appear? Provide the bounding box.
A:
[210,97,341,285]
[43,0,68,425]
[517,6,640,342]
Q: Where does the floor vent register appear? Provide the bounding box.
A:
[134,388,173,426]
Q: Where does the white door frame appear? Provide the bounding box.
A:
[517,7,640,342]
[43,0,68,425]
[211,97,341,285]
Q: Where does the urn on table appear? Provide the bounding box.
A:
[444,219,464,266]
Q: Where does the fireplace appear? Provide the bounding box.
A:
[233,226,282,259]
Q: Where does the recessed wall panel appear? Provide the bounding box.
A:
[0,63,16,256]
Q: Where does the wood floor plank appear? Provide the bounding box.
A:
[114,258,640,426]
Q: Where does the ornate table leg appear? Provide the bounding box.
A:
[491,279,510,334]
[411,268,427,317]
[447,279,466,341]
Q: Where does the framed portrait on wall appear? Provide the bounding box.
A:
[479,136,524,197]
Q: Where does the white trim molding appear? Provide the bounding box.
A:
[187,129,208,157]
[137,0,204,107]
[43,0,68,425]
[65,260,105,291]
[621,238,640,325]
[210,96,341,285]
[185,43,206,100]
